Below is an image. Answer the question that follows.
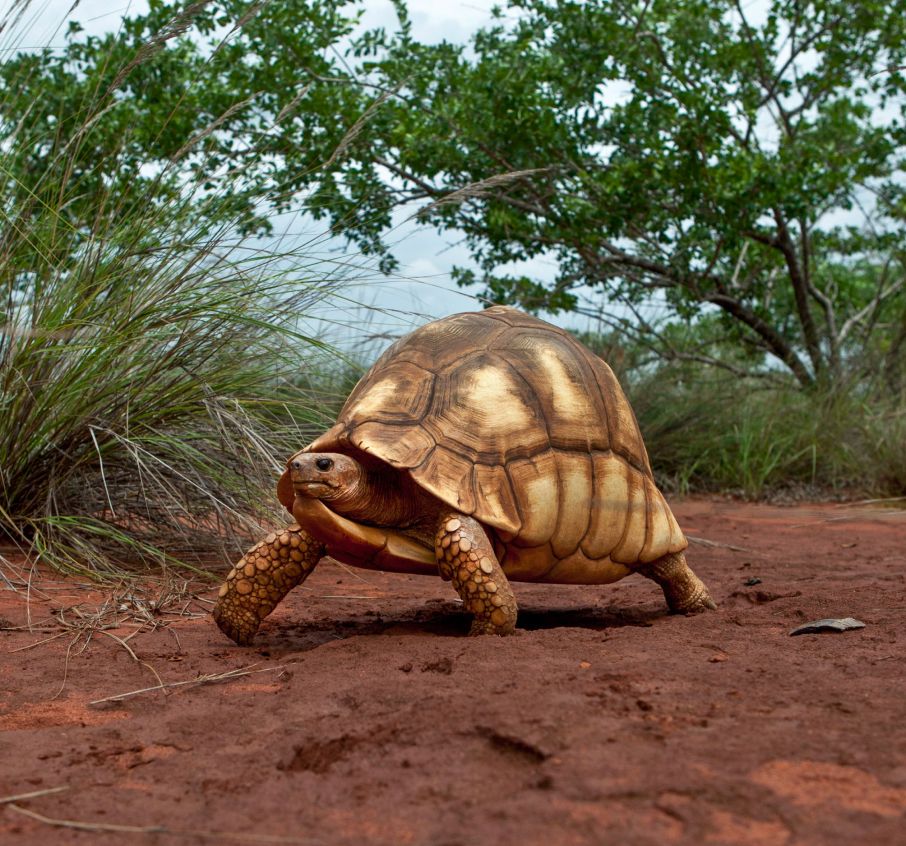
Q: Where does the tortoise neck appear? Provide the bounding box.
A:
[325,464,424,528]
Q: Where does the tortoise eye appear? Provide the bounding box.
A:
[315,457,333,471]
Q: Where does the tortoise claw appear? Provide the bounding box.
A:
[638,551,716,616]
[672,591,718,615]
[212,603,260,646]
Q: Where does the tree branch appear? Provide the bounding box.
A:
[772,208,823,376]
[372,156,444,198]
[839,275,903,345]
[707,292,814,387]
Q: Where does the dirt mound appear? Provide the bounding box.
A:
[2,499,904,845]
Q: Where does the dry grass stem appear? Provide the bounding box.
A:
[6,580,210,697]
[0,786,69,805]
[8,629,69,653]
[835,496,906,507]
[105,1,212,96]
[418,168,552,214]
[787,510,906,528]
[686,535,753,553]
[170,95,259,163]
[275,83,314,124]
[88,664,288,706]
[321,86,399,169]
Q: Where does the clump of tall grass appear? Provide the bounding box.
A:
[632,367,906,500]
[1,234,338,577]
[0,8,341,579]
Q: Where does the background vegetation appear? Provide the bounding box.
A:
[1,0,903,579]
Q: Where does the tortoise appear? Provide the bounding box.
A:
[213,306,715,644]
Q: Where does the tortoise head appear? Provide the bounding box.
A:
[281,444,428,531]
[287,452,366,502]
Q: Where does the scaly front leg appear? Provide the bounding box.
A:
[213,525,324,645]
[434,512,518,636]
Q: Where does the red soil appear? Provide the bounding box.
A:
[1,499,904,845]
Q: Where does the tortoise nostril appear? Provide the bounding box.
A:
[291,459,303,471]
[315,457,333,472]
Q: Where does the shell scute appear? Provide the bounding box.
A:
[639,482,673,564]
[497,330,603,452]
[422,354,547,464]
[388,311,508,371]
[551,451,593,559]
[352,421,435,468]
[582,452,630,561]
[506,452,560,547]
[483,305,570,334]
[590,361,651,474]
[610,472,649,564]
[412,444,476,515]
[498,540,557,581]
[639,483,687,562]
[342,359,435,426]
[472,463,521,538]
[543,548,631,585]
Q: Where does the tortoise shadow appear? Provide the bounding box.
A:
[257,602,667,655]
[516,605,665,631]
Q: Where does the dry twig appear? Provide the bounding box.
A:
[89,664,287,706]
[7,579,208,697]
[0,786,69,805]
[834,496,906,507]
[686,535,753,553]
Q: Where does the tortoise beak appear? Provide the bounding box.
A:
[296,481,333,498]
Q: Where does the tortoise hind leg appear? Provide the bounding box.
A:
[213,525,324,645]
[434,513,518,636]
[638,551,716,614]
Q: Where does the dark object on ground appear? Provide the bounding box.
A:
[790,617,867,636]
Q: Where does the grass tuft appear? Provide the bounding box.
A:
[633,367,906,500]
[0,4,341,580]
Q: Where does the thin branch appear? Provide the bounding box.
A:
[687,535,754,553]
[707,291,813,386]
[772,208,823,375]
[372,156,443,199]
[839,276,904,345]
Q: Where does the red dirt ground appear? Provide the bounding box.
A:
[1,499,904,845]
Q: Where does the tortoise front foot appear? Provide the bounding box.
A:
[435,513,517,636]
[213,525,324,645]
[213,604,261,646]
[639,551,716,615]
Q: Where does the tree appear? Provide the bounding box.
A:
[0,0,361,272]
[333,0,906,389]
[4,0,905,389]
